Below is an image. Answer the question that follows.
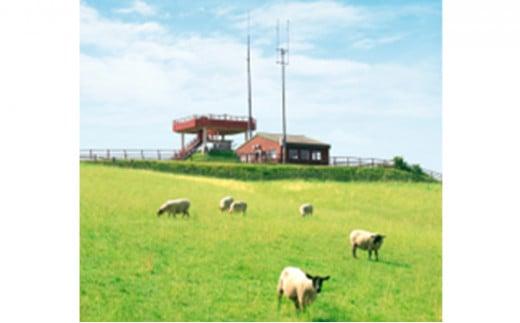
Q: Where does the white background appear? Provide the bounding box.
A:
[0,0,519,322]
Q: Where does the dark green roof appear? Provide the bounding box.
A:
[256,132,330,147]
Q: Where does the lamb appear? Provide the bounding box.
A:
[276,266,330,311]
[219,196,234,212]
[157,198,190,218]
[228,201,247,214]
[299,203,313,217]
[349,229,386,261]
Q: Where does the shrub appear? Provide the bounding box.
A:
[393,156,411,172]
[85,159,437,183]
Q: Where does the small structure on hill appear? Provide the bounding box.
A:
[172,114,256,159]
[235,132,330,165]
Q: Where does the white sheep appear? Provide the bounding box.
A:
[219,196,234,212]
[228,201,247,214]
[157,198,190,218]
[299,203,313,217]
[349,229,386,261]
[276,266,330,311]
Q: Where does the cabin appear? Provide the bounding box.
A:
[235,132,330,165]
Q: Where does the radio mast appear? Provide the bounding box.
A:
[246,13,253,140]
[276,20,290,163]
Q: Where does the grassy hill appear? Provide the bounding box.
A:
[187,150,239,163]
[89,159,437,182]
[80,163,442,321]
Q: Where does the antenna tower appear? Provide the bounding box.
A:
[276,20,290,163]
[246,13,253,140]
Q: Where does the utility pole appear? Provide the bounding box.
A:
[276,20,290,163]
[246,13,253,141]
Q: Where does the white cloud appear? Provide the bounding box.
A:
[352,35,405,50]
[222,1,438,54]
[81,2,439,116]
[236,1,368,31]
[81,2,165,52]
[115,0,156,17]
[214,5,236,17]
[226,1,369,52]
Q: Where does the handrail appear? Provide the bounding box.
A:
[173,114,256,125]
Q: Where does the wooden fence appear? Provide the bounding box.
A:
[80,149,180,161]
[330,156,394,167]
[329,156,442,181]
[80,149,442,181]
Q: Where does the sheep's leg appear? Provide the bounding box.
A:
[277,291,283,310]
[368,250,372,260]
[374,249,379,261]
[297,292,305,312]
[293,300,301,311]
[352,245,357,258]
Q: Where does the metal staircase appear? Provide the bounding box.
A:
[176,131,203,160]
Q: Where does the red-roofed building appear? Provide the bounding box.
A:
[235,132,330,165]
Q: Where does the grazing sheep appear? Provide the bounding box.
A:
[349,229,386,261]
[228,201,247,214]
[157,198,190,218]
[219,196,234,212]
[276,266,330,311]
[299,203,313,217]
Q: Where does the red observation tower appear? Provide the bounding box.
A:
[172,114,256,159]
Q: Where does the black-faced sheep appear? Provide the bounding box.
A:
[299,203,313,217]
[157,199,190,217]
[349,229,385,261]
[228,201,247,214]
[219,196,234,212]
[276,266,330,311]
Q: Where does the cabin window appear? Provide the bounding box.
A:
[289,149,299,160]
[312,151,322,161]
[301,149,310,160]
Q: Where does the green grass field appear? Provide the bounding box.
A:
[80,163,442,321]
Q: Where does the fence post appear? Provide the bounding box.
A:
[371,158,375,167]
[141,150,144,160]
[89,149,92,160]
[106,149,110,160]
[123,150,127,160]
[359,157,362,167]
[157,150,161,160]
[346,157,350,167]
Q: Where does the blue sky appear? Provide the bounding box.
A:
[81,0,441,171]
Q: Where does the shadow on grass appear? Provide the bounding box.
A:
[311,302,351,322]
[373,259,412,269]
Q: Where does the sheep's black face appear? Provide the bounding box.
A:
[307,274,331,293]
[157,209,164,216]
[373,234,385,247]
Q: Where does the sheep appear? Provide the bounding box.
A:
[276,266,330,311]
[349,229,386,261]
[299,203,313,217]
[219,196,234,212]
[157,198,190,218]
[228,201,247,214]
